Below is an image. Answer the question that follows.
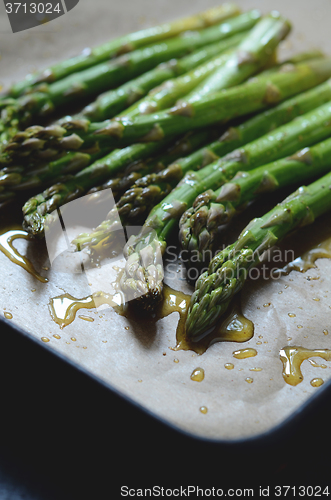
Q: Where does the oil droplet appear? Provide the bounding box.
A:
[279,346,331,386]
[71,337,76,342]
[190,367,205,382]
[41,337,50,342]
[0,229,48,283]
[4,312,12,320]
[233,348,257,359]
[310,378,324,387]
[297,325,303,329]
[138,379,142,383]
[278,291,283,294]
[31,289,36,292]
[78,315,94,322]
[224,363,234,370]
[313,297,320,302]
[53,334,61,339]
[125,326,129,330]
[288,313,296,318]
[323,329,329,335]
[249,367,262,372]
[308,359,327,369]
[245,377,253,383]
[48,291,119,328]
[174,358,179,363]
[256,341,262,345]
[263,303,271,307]
[283,235,331,273]
[83,346,87,349]
[199,406,208,414]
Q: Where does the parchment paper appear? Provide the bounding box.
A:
[0,0,331,441]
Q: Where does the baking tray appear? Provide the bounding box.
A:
[1,0,331,456]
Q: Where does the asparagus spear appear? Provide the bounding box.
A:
[46,76,331,250]
[8,58,331,161]
[1,11,260,148]
[124,49,324,119]
[183,12,291,102]
[86,128,222,200]
[180,136,331,269]
[0,150,105,191]
[22,138,184,236]
[186,169,331,339]
[1,11,259,164]
[93,68,331,232]
[117,100,331,310]
[3,53,327,196]
[5,3,240,98]
[83,32,247,122]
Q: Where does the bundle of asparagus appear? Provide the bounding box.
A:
[186,167,331,339]
[74,79,331,250]
[0,9,256,149]
[3,4,331,344]
[115,100,331,310]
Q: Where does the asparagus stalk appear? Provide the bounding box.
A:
[94,68,331,229]
[8,58,331,162]
[21,127,224,236]
[86,127,222,200]
[183,12,291,102]
[3,53,327,196]
[186,169,331,339]
[117,100,331,310]
[22,137,184,236]
[180,136,331,268]
[83,32,247,121]
[0,150,106,191]
[123,49,324,119]
[1,11,259,164]
[1,11,259,148]
[5,3,240,98]
[55,77,331,250]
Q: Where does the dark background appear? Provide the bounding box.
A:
[0,317,330,500]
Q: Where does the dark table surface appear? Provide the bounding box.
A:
[0,316,330,500]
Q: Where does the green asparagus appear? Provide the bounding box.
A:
[0,150,106,191]
[22,137,183,236]
[7,58,331,162]
[180,136,331,269]
[0,11,259,150]
[83,32,247,121]
[117,100,331,310]
[84,76,331,248]
[86,128,223,201]
[186,169,331,339]
[5,3,240,98]
[182,12,291,102]
[122,12,284,118]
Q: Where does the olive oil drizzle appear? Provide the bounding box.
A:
[48,284,253,353]
[279,345,331,386]
[0,229,47,283]
[283,237,331,273]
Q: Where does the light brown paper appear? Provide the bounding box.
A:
[1,0,331,441]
